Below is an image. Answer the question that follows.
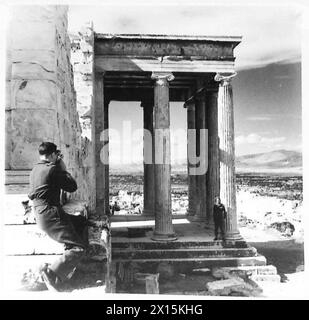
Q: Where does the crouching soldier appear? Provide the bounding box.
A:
[213,196,227,241]
[28,142,87,291]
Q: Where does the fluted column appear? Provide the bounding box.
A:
[151,72,177,241]
[206,87,219,229]
[142,99,155,216]
[104,98,110,216]
[193,90,207,222]
[93,72,109,216]
[215,73,242,240]
[185,100,197,216]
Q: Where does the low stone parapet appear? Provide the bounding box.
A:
[4,191,89,225]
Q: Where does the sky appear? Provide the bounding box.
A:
[67,2,303,162]
[68,4,301,70]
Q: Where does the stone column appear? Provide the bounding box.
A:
[193,89,207,222]
[185,100,197,216]
[93,72,109,216]
[151,72,177,241]
[206,87,220,229]
[215,73,242,240]
[141,99,155,216]
[104,98,110,216]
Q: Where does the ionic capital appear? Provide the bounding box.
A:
[214,72,237,86]
[151,72,175,85]
[183,100,195,109]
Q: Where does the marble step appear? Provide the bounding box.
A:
[112,255,267,270]
[111,240,249,250]
[112,247,258,260]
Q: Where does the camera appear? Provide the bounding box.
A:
[56,149,64,159]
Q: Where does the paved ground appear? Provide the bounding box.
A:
[1,219,306,299]
[111,218,216,243]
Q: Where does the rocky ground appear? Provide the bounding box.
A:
[110,174,303,241]
[2,173,306,298]
[1,226,306,299]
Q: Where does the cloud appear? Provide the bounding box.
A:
[247,116,272,121]
[68,4,301,70]
[246,114,302,121]
[236,133,286,146]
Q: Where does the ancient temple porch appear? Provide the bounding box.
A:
[93,34,242,241]
[87,33,280,290]
[4,6,280,294]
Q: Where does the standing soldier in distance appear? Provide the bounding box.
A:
[213,196,227,241]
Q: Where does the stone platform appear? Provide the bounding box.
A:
[3,212,278,294]
[108,219,267,274]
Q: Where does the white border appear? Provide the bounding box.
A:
[0,0,308,300]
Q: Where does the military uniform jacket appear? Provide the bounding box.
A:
[213,203,227,220]
[28,160,77,212]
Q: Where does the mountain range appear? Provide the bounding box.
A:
[110,149,302,175]
[235,149,302,174]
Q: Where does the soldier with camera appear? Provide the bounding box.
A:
[28,142,86,291]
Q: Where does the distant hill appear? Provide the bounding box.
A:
[110,149,302,175]
[236,149,302,174]
[110,162,188,174]
[110,162,143,174]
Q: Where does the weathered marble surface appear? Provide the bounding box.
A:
[10,80,57,109]
[9,109,58,169]
[6,5,95,211]
[9,21,57,51]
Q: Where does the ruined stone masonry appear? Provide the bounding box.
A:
[70,22,94,140]
[5,5,95,211]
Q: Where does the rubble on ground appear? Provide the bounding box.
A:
[206,277,263,297]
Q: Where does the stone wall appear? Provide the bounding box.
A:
[6,5,95,212]
[70,24,94,141]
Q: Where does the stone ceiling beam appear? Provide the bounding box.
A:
[95,56,236,74]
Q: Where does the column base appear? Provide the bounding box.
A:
[151,232,177,242]
[225,231,243,241]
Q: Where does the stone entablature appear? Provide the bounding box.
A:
[94,34,240,59]
[94,34,241,74]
